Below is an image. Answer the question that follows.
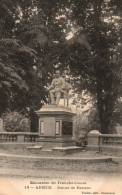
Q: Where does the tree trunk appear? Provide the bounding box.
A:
[96,80,107,134]
[30,109,39,132]
[94,1,110,134]
[96,89,110,134]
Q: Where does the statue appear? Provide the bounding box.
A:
[60,77,71,106]
[48,70,65,105]
[60,77,70,97]
[48,70,70,105]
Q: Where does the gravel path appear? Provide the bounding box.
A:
[0,150,122,195]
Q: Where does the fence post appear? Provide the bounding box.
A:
[17,134,25,142]
[86,130,101,151]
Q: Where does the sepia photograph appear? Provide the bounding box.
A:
[0,0,122,194]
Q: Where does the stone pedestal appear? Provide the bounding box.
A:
[17,134,25,142]
[0,118,3,132]
[86,130,101,151]
[35,105,76,150]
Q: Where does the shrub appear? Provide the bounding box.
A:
[2,111,30,132]
[74,113,89,140]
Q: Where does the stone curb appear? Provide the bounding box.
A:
[0,153,114,163]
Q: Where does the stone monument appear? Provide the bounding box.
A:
[35,70,80,155]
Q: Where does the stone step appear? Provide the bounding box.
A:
[52,146,83,155]
[26,145,42,150]
[26,145,84,156]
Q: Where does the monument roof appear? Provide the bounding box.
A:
[36,105,76,116]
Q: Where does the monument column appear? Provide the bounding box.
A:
[35,70,82,154]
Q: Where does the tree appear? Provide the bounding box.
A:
[0,0,121,134]
[0,0,90,116]
[63,0,122,134]
[0,0,54,115]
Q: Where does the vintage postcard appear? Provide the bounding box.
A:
[0,0,121,194]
